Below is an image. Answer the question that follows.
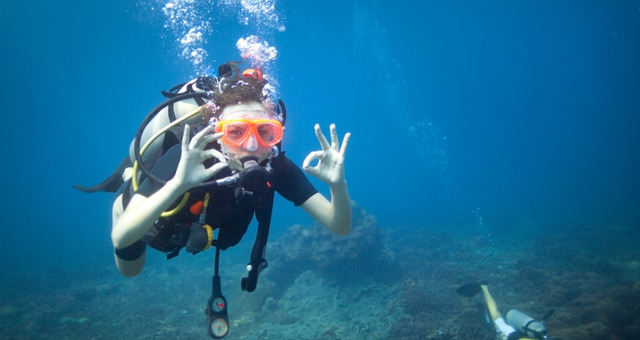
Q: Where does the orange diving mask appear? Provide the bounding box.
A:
[215,118,284,147]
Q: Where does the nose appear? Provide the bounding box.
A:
[243,133,258,151]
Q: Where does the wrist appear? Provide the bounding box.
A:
[165,177,191,194]
[329,179,347,189]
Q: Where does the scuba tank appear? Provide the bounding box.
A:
[506,309,548,339]
[128,77,217,172]
[71,77,218,194]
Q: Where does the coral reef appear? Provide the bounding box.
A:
[1,211,639,339]
[268,202,397,287]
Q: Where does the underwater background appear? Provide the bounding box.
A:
[1,0,639,339]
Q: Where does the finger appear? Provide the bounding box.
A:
[181,124,191,152]
[195,124,214,138]
[329,124,339,150]
[211,132,223,140]
[196,131,220,149]
[303,150,323,170]
[191,126,215,149]
[202,148,227,163]
[339,132,351,157]
[203,162,229,178]
[303,163,320,177]
[314,124,330,150]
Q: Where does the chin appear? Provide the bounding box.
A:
[222,142,272,169]
[228,152,269,169]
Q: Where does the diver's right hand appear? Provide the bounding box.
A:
[173,124,228,189]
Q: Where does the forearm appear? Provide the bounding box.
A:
[302,181,352,235]
[111,178,189,249]
[327,180,352,235]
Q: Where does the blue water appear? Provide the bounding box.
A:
[1,1,639,339]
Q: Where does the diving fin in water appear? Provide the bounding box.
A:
[456,281,489,297]
[73,156,132,193]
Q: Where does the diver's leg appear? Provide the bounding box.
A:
[481,285,502,321]
[481,285,516,338]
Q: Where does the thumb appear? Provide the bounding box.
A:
[303,151,322,170]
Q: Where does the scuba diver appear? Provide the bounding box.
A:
[457,282,562,340]
[75,62,351,338]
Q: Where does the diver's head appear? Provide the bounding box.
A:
[211,63,284,171]
[215,103,283,171]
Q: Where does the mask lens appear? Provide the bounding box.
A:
[256,122,283,146]
[222,121,251,145]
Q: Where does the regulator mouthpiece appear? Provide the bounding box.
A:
[238,157,270,194]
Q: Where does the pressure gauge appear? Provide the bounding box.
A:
[211,296,226,313]
[209,317,229,338]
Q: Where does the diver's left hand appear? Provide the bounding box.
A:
[303,124,350,186]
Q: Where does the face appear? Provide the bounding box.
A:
[216,102,281,171]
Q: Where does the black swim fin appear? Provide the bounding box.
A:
[73,156,132,193]
[456,281,488,297]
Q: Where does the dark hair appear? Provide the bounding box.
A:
[213,62,269,115]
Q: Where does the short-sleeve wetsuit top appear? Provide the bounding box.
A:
[136,145,318,250]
